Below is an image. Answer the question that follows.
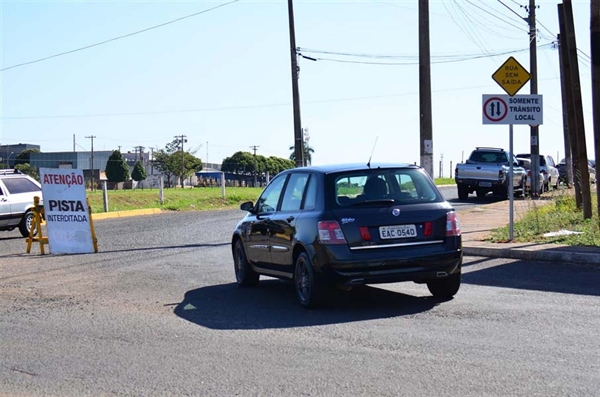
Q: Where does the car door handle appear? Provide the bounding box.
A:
[286,216,295,223]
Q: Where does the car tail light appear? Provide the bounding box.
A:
[318,221,347,244]
[446,212,461,237]
[359,226,371,241]
[423,221,433,237]
[542,170,548,175]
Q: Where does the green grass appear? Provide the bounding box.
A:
[488,192,600,247]
[87,187,263,214]
[89,177,454,213]
[434,177,455,185]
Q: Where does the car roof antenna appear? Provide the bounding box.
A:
[367,136,378,169]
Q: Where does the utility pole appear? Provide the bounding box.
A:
[419,0,433,178]
[591,0,600,217]
[557,33,575,190]
[175,135,187,189]
[149,147,156,175]
[562,0,592,218]
[250,145,260,187]
[206,141,209,168]
[527,0,540,199]
[134,146,145,161]
[73,134,76,152]
[85,135,96,191]
[287,0,304,168]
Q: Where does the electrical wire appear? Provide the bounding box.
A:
[447,0,496,62]
[299,44,553,66]
[465,1,526,32]
[1,76,561,121]
[0,0,239,72]
[496,0,526,22]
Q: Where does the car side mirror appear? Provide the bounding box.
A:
[240,201,255,213]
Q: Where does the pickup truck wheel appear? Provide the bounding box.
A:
[19,211,37,237]
[457,185,468,200]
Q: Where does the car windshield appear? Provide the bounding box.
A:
[332,168,442,207]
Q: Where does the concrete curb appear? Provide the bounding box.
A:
[463,244,600,266]
[91,208,162,220]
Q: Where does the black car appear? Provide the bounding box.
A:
[231,163,462,308]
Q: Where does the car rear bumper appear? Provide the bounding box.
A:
[317,249,463,286]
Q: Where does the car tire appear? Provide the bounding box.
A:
[427,270,461,299]
[294,251,324,309]
[18,211,37,238]
[233,239,259,287]
[514,178,525,198]
[457,185,468,200]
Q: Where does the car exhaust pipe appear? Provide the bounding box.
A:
[436,272,448,278]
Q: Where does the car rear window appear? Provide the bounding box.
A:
[332,168,442,207]
[1,177,41,194]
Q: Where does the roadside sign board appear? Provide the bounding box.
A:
[40,168,95,254]
[482,94,543,125]
[492,56,531,96]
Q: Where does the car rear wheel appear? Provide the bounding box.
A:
[294,252,324,309]
[427,270,461,298]
[233,239,259,287]
[19,211,37,238]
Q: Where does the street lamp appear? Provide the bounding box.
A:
[7,152,15,168]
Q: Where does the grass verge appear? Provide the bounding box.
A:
[88,177,453,214]
[488,191,600,247]
[87,187,263,213]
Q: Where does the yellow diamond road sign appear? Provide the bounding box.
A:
[492,56,531,97]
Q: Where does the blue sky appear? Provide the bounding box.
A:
[0,0,594,175]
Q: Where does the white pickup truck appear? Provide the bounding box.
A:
[454,147,527,200]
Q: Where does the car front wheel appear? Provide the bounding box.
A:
[233,239,259,287]
[427,270,461,299]
[19,211,37,238]
[294,252,324,309]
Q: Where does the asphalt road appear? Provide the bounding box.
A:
[1,210,599,396]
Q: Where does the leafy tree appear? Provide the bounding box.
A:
[14,163,39,181]
[221,151,255,175]
[0,163,8,169]
[14,148,40,166]
[131,161,148,188]
[105,150,130,184]
[174,151,203,188]
[289,141,314,166]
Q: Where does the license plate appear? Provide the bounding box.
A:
[379,224,417,239]
[479,181,492,187]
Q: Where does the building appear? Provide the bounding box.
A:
[0,143,41,168]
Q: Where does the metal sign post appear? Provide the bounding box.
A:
[482,94,543,241]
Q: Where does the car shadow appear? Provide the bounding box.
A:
[174,280,443,330]
[462,258,600,297]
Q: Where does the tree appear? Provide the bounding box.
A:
[105,150,130,185]
[221,151,255,175]
[174,152,203,188]
[14,163,39,181]
[14,148,40,166]
[131,161,148,189]
[289,141,314,166]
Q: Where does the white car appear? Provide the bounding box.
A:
[517,158,544,195]
[515,153,560,191]
[0,169,43,237]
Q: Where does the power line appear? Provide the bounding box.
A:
[300,44,553,66]
[0,76,561,121]
[0,0,239,72]
[496,0,526,22]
